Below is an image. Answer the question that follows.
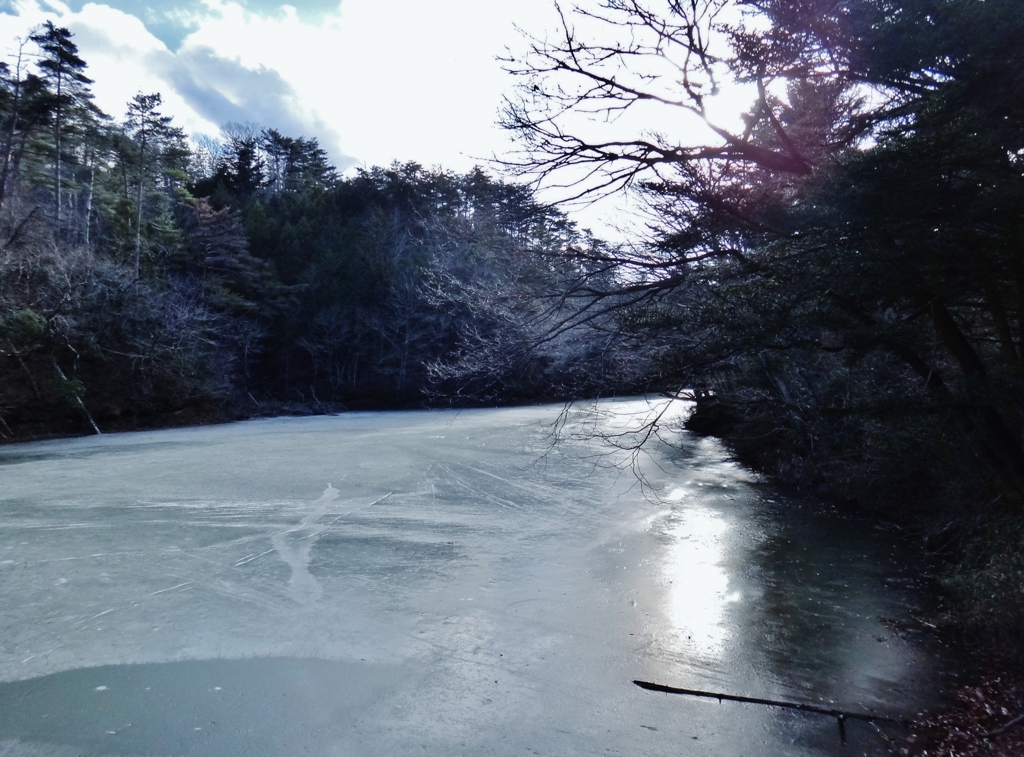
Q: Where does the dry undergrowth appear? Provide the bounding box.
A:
[899,671,1024,756]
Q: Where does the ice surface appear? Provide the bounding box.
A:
[0,399,945,755]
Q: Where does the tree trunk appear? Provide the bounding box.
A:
[984,285,1018,364]
[83,157,94,247]
[0,47,25,213]
[8,339,42,400]
[926,294,1024,494]
[53,73,62,231]
[52,360,101,435]
[135,133,147,277]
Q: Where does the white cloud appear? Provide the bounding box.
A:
[1,0,561,171]
[1,1,351,160]
[174,0,559,171]
[1,0,638,235]
[76,6,223,132]
[328,0,514,169]
[2,1,218,135]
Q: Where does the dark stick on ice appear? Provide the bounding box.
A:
[984,712,1024,739]
[632,679,911,743]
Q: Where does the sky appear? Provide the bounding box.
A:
[0,0,758,238]
[0,0,558,175]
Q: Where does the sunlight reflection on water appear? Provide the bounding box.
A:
[663,507,742,660]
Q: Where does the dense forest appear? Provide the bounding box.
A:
[0,22,644,440]
[3,0,1024,691]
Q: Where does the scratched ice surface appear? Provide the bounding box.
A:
[0,399,946,756]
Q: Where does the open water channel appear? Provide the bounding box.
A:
[0,398,948,755]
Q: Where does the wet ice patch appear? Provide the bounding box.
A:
[0,657,404,754]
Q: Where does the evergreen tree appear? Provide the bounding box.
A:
[0,39,50,215]
[29,21,98,232]
[123,92,187,274]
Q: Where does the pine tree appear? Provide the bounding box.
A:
[123,92,186,274]
[29,21,98,233]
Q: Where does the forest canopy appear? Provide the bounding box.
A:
[3,1,1024,539]
[0,21,645,440]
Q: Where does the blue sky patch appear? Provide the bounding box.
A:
[7,1,342,51]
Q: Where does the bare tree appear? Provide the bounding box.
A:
[499,0,888,202]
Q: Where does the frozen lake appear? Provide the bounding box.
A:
[0,398,945,755]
